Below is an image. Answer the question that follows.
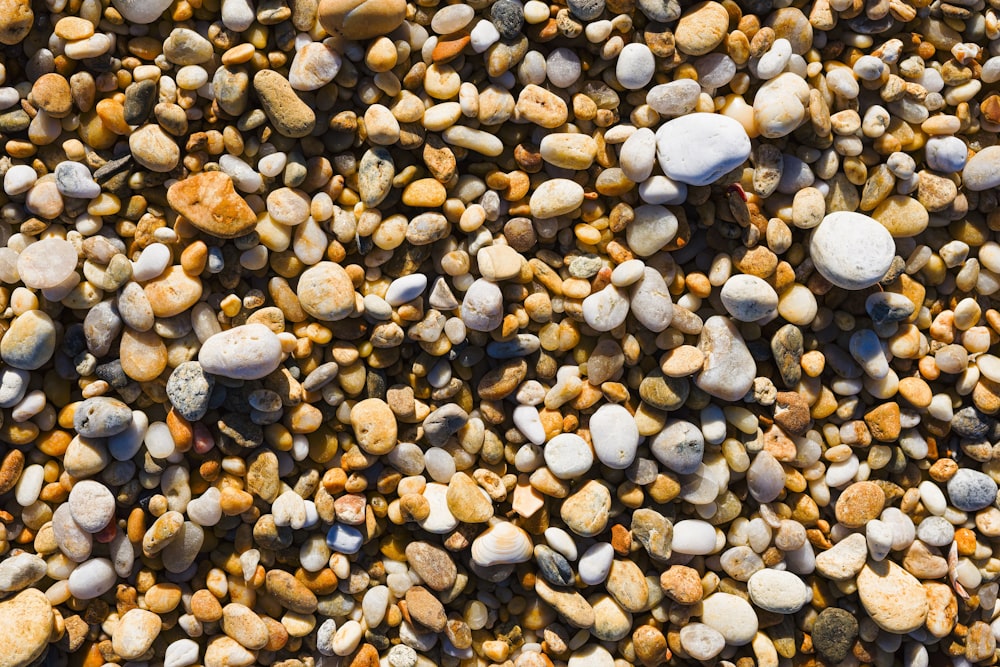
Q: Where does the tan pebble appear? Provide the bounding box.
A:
[167,171,258,239]
[834,481,885,528]
[143,266,202,318]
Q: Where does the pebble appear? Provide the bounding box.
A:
[318,0,406,40]
[114,608,162,660]
[963,146,1000,191]
[699,592,758,646]
[947,468,998,511]
[810,211,896,290]
[857,561,928,633]
[616,44,654,90]
[656,113,751,186]
[0,590,53,667]
[720,274,778,322]
[747,569,810,613]
[589,403,638,469]
[198,324,282,380]
[167,172,257,239]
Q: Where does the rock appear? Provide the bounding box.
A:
[857,560,928,633]
[55,161,100,199]
[266,569,318,613]
[616,43,654,90]
[582,285,630,332]
[812,608,858,664]
[753,72,810,138]
[671,520,717,555]
[590,403,639,469]
[68,480,115,532]
[963,145,1000,191]
[74,397,132,437]
[646,80,701,117]
[461,279,503,332]
[589,594,631,641]
[446,472,494,522]
[350,398,397,455]
[747,569,809,613]
[674,1,729,55]
[198,324,283,380]
[16,238,77,289]
[655,113,751,186]
[0,0,32,44]
[544,433,594,479]
[679,623,725,661]
[67,558,116,599]
[166,362,215,421]
[720,274,778,322]
[650,420,703,475]
[629,267,674,332]
[289,42,342,91]
[529,179,584,218]
[619,128,656,182]
[699,592,758,646]
[113,608,162,660]
[835,481,885,527]
[695,316,756,402]
[947,468,998,511]
[129,125,179,172]
[167,172,257,239]
[631,508,672,560]
[253,70,316,138]
[163,28,213,65]
[626,205,678,257]
[297,262,356,321]
[405,542,457,592]
[0,553,45,592]
[606,559,648,613]
[560,480,611,537]
[814,532,868,580]
[540,133,598,170]
[659,565,703,604]
[810,211,896,290]
[0,589,53,667]
[110,0,171,22]
[535,580,594,629]
[205,636,257,667]
[317,0,406,40]
[405,586,447,632]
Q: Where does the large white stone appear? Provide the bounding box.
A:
[810,211,895,290]
[655,113,751,186]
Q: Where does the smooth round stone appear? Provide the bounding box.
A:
[589,403,638,469]
[317,0,406,40]
[646,79,700,117]
[17,237,78,289]
[616,43,654,90]
[924,136,968,173]
[619,128,656,182]
[544,433,594,479]
[529,179,584,218]
[0,310,55,371]
[679,624,725,661]
[0,590,53,667]
[417,483,458,534]
[809,211,895,290]
[431,3,474,33]
[753,73,810,138]
[288,42,342,91]
[461,279,503,332]
[720,274,778,321]
[3,164,37,195]
[111,0,172,22]
[547,48,581,87]
[947,469,999,511]
[963,145,1000,191]
[54,161,100,199]
[74,396,132,437]
[872,196,928,238]
[857,561,928,633]
[68,557,117,599]
[747,451,785,503]
[579,542,614,585]
[325,524,363,554]
[655,113,751,186]
[385,274,428,306]
[747,569,810,613]
[671,520,717,555]
[626,205,678,257]
[650,420,703,475]
[198,324,282,380]
[114,608,162,660]
[297,262,356,321]
[639,175,687,205]
[582,285,630,332]
[68,480,115,533]
[699,592,759,646]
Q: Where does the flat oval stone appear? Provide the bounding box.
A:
[655,113,751,186]
[0,310,56,371]
[589,403,638,469]
[297,262,356,321]
[74,396,133,437]
[198,324,282,380]
[963,145,1000,191]
[699,592,758,646]
[0,590,53,667]
[857,560,928,633]
[747,569,810,613]
[17,237,78,289]
[810,211,895,290]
